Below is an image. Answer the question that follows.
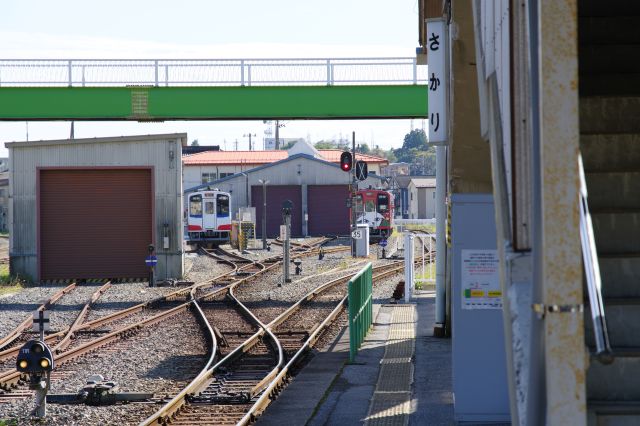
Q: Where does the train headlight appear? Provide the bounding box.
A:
[39,358,50,369]
[18,360,28,369]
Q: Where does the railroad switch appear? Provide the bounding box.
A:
[318,247,325,260]
[47,375,153,406]
[188,391,251,404]
[293,259,302,275]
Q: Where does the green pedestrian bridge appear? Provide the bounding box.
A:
[0,58,427,121]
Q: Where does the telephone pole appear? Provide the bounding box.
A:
[244,133,256,151]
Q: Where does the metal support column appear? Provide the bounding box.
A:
[404,232,414,303]
[435,145,447,328]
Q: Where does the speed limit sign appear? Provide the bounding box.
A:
[351,229,363,239]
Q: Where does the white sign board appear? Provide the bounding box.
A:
[427,18,448,144]
[32,310,51,332]
[461,249,501,309]
[351,229,363,239]
[279,225,287,241]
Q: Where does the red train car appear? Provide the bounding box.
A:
[354,189,394,237]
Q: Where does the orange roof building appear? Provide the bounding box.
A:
[182,141,389,190]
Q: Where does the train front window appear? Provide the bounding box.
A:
[205,201,214,215]
[377,194,389,212]
[189,195,202,217]
[365,200,376,213]
[217,194,229,217]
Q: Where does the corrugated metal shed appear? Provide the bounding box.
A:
[6,133,186,282]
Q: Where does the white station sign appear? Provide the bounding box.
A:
[427,18,448,145]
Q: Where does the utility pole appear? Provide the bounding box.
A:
[234,139,239,151]
[244,133,256,151]
[275,120,280,150]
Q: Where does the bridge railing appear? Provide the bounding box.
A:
[0,58,428,87]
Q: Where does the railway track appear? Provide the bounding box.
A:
[141,260,407,425]
[0,237,396,424]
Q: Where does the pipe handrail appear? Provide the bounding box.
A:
[579,154,613,364]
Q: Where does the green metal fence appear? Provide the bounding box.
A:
[348,262,373,362]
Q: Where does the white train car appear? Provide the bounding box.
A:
[186,189,231,242]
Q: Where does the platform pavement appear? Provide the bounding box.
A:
[257,290,454,426]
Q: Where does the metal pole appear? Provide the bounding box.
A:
[275,121,280,150]
[404,232,414,303]
[261,180,268,250]
[284,214,291,283]
[435,146,447,325]
[351,131,357,257]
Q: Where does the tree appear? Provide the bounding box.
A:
[314,140,341,149]
[402,129,428,150]
[191,139,200,146]
[391,129,435,175]
[357,143,371,154]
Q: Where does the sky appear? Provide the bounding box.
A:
[0,0,424,155]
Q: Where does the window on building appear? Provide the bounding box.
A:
[219,172,233,179]
[202,173,217,183]
[433,191,436,198]
[410,193,413,201]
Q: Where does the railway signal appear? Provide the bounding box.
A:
[17,338,55,417]
[340,151,353,172]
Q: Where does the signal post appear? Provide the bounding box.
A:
[341,132,368,258]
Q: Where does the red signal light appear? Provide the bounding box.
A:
[340,152,353,172]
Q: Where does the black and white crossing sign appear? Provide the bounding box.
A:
[32,310,50,332]
[351,229,363,239]
[355,161,368,181]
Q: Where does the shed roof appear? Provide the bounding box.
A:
[5,133,188,149]
[182,149,388,166]
[410,177,437,188]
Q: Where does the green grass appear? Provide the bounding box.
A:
[414,263,435,289]
[0,419,18,426]
[0,264,26,296]
[399,223,436,233]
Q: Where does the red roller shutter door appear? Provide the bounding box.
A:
[308,185,350,236]
[251,185,302,238]
[39,169,152,280]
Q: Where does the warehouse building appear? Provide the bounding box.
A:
[185,144,386,237]
[7,134,186,282]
